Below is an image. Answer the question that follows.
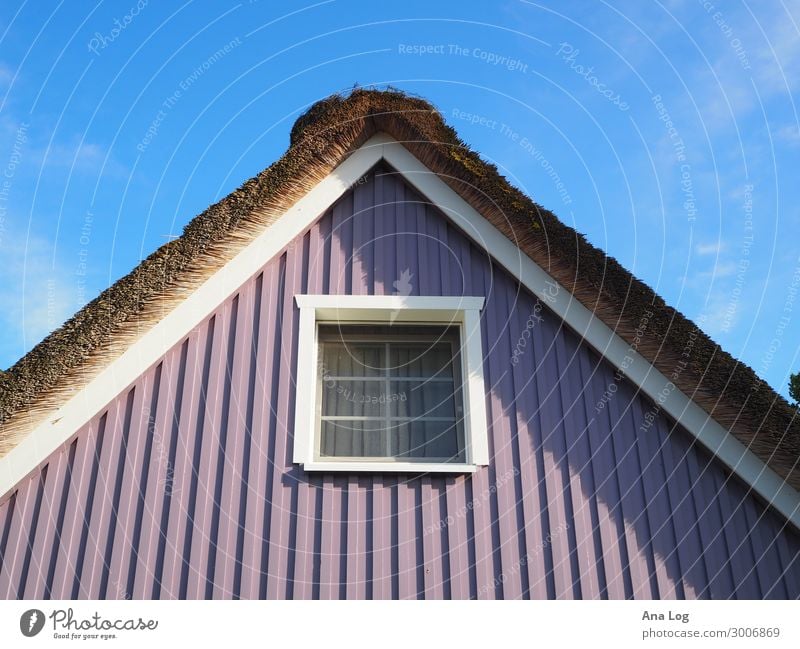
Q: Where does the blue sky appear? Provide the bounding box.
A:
[0,1,798,399]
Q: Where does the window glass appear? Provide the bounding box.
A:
[317,325,465,462]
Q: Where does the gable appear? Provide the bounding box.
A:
[9,132,796,528]
[1,163,798,599]
[3,90,799,501]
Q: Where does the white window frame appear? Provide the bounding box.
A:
[293,294,488,472]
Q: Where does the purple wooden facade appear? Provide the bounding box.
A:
[1,166,798,599]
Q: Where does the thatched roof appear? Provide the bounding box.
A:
[0,88,798,488]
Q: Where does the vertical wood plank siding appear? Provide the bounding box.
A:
[1,166,798,599]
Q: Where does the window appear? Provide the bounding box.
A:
[294,295,488,472]
[318,324,465,462]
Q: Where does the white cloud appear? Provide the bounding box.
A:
[775,124,800,146]
[680,260,738,291]
[45,141,104,168]
[655,5,799,136]
[707,260,738,279]
[0,62,12,90]
[37,140,129,177]
[697,301,733,336]
[748,10,800,94]
[697,287,739,337]
[0,118,129,180]
[695,241,725,255]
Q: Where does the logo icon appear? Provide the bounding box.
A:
[20,609,45,637]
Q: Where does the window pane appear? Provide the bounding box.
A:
[321,380,386,417]
[389,343,453,377]
[315,324,466,463]
[321,342,383,377]
[391,380,457,419]
[320,420,386,457]
[391,421,462,460]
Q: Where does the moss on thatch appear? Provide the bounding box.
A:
[0,88,798,488]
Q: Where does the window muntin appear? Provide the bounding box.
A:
[317,324,466,462]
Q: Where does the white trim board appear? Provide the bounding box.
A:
[293,294,488,471]
[0,133,797,531]
[300,462,478,473]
